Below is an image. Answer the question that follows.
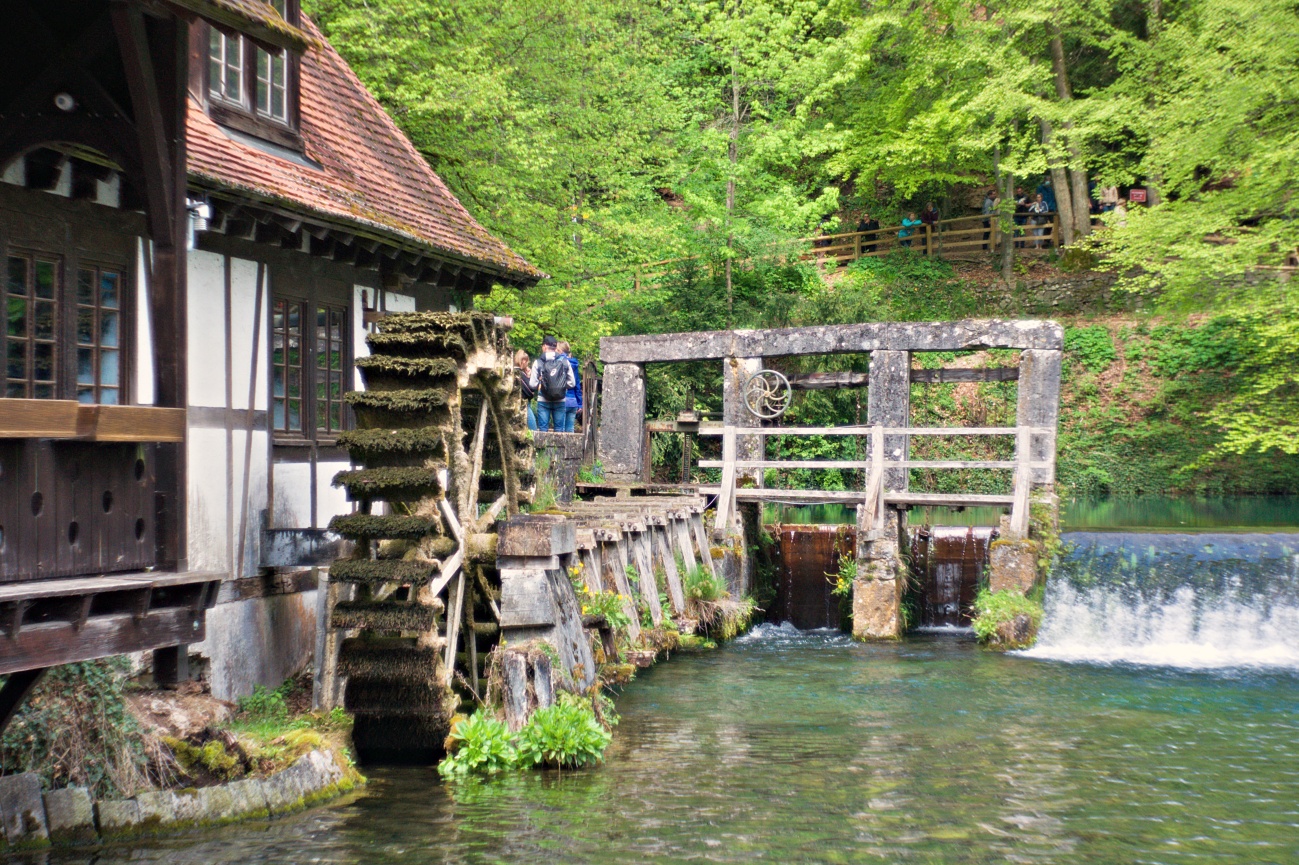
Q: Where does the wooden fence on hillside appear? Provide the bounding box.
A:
[625,212,1064,290]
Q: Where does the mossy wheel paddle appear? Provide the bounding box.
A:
[742,369,792,420]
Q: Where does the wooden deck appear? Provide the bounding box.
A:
[0,570,221,676]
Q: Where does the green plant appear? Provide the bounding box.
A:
[0,658,153,799]
[1064,325,1117,373]
[237,683,291,723]
[576,460,605,484]
[829,555,856,598]
[581,589,633,632]
[970,588,1043,647]
[683,566,726,602]
[438,711,517,778]
[514,697,612,770]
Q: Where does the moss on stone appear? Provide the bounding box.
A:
[331,467,442,501]
[329,558,439,586]
[378,310,492,336]
[328,514,436,540]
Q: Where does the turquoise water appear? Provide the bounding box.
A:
[39,629,1299,864]
[766,495,1299,530]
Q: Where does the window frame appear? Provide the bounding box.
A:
[198,1,303,151]
[3,248,133,405]
[269,292,351,445]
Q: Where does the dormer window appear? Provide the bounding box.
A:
[199,0,301,149]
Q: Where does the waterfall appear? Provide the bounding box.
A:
[1023,532,1299,669]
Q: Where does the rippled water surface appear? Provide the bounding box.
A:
[38,627,1299,864]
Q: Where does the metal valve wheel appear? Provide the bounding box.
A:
[742,369,792,419]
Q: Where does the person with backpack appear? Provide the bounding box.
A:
[557,341,583,433]
[514,349,538,430]
[529,335,575,431]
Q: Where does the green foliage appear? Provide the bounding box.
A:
[576,461,605,484]
[236,683,291,723]
[438,712,517,779]
[970,588,1044,645]
[683,566,726,603]
[580,588,633,633]
[1064,325,1117,373]
[515,696,614,770]
[829,555,856,598]
[0,658,150,799]
[166,737,243,782]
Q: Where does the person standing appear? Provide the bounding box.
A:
[529,335,574,431]
[1028,193,1050,247]
[557,340,583,433]
[857,212,880,254]
[898,211,922,248]
[980,190,999,250]
[514,349,537,431]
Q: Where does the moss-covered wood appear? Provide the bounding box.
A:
[338,641,443,683]
[328,514,437,540]
[365,330,468,359]
[329,559,440,586]
[332,467,443,502]
[331,601,439,632]
[337,428,446,457]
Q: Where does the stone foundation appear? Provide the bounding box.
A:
[988,539,1039,594]
[0,749,359,851]
[851,575,903,640]
[533,431,585,503]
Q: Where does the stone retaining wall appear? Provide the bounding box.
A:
[0,749,360,850]
[975,272,1157,314]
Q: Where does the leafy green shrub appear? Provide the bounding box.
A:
[1064,325,1117,373]
[438,712,517,778]
[581,589,632,632]
[514,697,612,770]
[1148,317,1242,377]
[683,566,726,602]
[970,588,1043,648]
[829,555,856,598]
[237,683,290,722]
[0,658,153,798]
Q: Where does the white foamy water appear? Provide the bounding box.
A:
[1022,582,1299,670]
[737,621,853,648]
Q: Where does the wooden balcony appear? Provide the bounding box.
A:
[0,400,185,442]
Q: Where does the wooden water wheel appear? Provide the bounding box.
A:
[321,312,533,760]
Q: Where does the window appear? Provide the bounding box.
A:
[208,29,243,104]
[75,266,122,404]
[271,296,349,440]
[271,297,303,434]
[4,253,128,403]
[5,254,59,399]
[315,304,346,434]
[202,1,299,142]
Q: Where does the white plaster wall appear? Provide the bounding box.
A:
[351,285,369,392]
[186,426,230,573]
[187,250,227,408]
[135,239,154,405]
[316,460,352,525]
[273,462,313,529]
[191,590,318,701]
[228,258,266,411]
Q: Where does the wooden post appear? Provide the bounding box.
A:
[715,426,737,534]
[690,512,718,579]
[853,231,862,261]
[868,424,885,530]
[1009,425,1031,539]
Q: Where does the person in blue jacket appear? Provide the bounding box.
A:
[557,340,583,433]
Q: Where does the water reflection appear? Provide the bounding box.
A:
[25,633,1299,865]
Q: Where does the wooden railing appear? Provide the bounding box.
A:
[627,212,1063,290]
[696,424,1055,539]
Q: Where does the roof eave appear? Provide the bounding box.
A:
[164,0,318,53]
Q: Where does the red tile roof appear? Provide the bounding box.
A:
[186,16,542,283]
[168,0,316,52]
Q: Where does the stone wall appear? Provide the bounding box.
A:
[533,431,585,503]
[0,749,360,851]
[975,272,1156,315]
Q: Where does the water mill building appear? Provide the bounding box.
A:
[0,0,541,715]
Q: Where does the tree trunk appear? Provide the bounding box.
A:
[1049,29,1092,238]
[1145,0,1163,206]
[1000,169,1015,286]
[725,49,739,326]
[1039,117,1075,247]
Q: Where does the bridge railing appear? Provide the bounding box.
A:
[696,424,1055,539]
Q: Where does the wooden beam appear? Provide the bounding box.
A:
[910,367,1019,383]
[0,668,46,735]
[789,371,869,390]
[0,607,206,677]
[697,425,1049,437]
